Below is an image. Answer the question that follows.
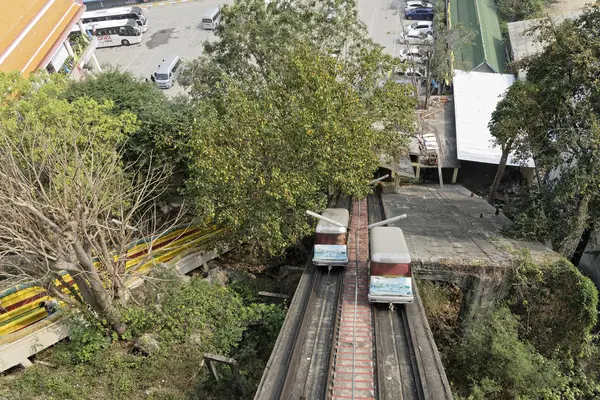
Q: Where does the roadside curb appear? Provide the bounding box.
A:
[143,0,196,8]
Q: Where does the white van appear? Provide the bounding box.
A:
[202,8,221,30]
[152,55,182,89]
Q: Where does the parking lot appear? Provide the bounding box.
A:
[357,0,417,58]
[94,0,424,94]
[94,0,231,95]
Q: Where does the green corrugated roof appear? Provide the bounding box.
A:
[449,0,506,73]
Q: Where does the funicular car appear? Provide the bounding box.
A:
[312,208,349,267]
[368,226,414,304]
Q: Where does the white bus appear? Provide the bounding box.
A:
[202,8,221,30]
[81,6,149,32]
[71,19,143,48]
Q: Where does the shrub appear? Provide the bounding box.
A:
[494,0,545,22]
[64,309,112,363]
[509,252,598,361]
[418,280,462,334]
[451,306,565,399]
[4,271,286,400]
[503,185,550,242]
[122,272,248,353]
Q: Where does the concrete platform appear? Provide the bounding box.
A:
[382,184,556,270]
[382,184,559,322]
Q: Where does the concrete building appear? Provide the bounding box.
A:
[0,0,101,78]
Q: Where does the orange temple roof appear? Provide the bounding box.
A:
[0,0,84,75]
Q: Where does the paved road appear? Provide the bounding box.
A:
[357,0,414,58]
[94,0,229,95]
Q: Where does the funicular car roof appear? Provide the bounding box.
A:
[316,208,349,234]
[370,226,411,263]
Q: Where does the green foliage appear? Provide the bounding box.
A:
[65,310,112,363]
[494,0,546,22]
[1,72,135,154]
[3,272,285,400]
[503,185,550,241]
[509,252,598,362]
[494,4,600,257]
[446,250,600,399]
[429,4,475,88]
[0,71,137,191]
[488,80,539,160]
[122,272,247,352]
[451,306,565,399]
[196,0,366,88]
[0,71,66,105]
[64,68,192,173]
[181,0,416,255]
[244,302,286,342]
[487,80,540,203]
[12,364,94,399]
[229,279,260,304]
[0,71,151,333]
[418,280,462,334]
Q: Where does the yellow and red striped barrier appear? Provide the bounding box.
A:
[0,225,222,339]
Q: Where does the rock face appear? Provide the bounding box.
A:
[150,262,190,283]
[149,262,175,276]
[135,333,161,355]
[205,267,230,285]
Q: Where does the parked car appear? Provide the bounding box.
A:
[406,20,433,34]
[391,67,426,85]
[405,1,434,9]
[399,47,425,64]
[405,7,434,20]
[398,29,433,45]
[152,55,182,89]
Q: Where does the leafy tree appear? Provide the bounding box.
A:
[499,4,600,258]
[449,252,600,399]
[0,72,172,334]
[64,69,193,175]
[420,3,475,107]
[451,306,565,399]
[180,0,416,254]
[487,80,539,205]
[182,0,364,91]
[503,185,550,241]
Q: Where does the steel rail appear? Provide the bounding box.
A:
[369,188,427,400]
[258,196,350,400]
[279,267,344,399]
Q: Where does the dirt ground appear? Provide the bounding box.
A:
[547,0,590,17]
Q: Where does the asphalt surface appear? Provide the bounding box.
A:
[93,0,423,96]
[94,0,229,95]
[357,0,421,58]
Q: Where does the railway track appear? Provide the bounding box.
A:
[278,195,353,399]
[368,189,427,400]
[255,196,350,400]
[279,266,344,399]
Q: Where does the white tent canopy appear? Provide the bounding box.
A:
[453,70,535,168]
